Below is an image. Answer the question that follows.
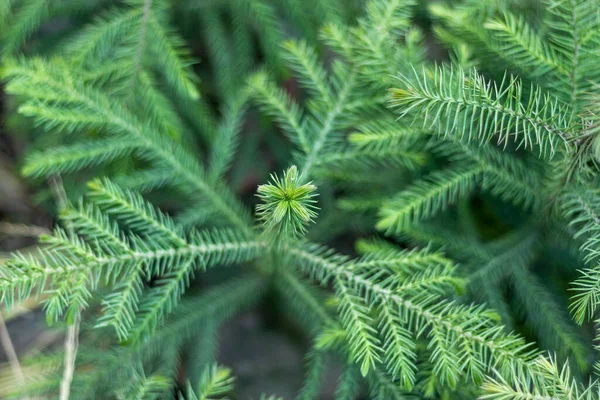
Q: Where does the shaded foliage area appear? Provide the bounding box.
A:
[1,0,600,399]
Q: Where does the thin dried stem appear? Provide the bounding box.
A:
[0,314,29,400]
[49,175,82,400]
[0,222,50,237]
[59,317,80,400]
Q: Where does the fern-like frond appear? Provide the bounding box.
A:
[483,12,567,77]
[275,269,335,334]
[88,178,186,246]
[546,0,600,109]
[0,179,266,339]
[283,242,537,386]
[561,187,600,324]
[179,364,234,400]
[146,17,199,101]
[390,66,572,158]
[434,139,543,209]
[297,348,328,400]
[3,57,252,232]
[233,0,284,70]
[129,228,266,342]
[377,302,416,390]
[208,95,248,182]
[3,0,50,54]
[334,365,360,400]
[336,277,383,376]
[248,71,311,153]
[22,137,142,178]
[114,168,173,193]
[511,263,590,371]
[283,40,333,103]
[481,355,592,400]
[377,164,483,235]
[62,8,141,67]
[117,369,172,400]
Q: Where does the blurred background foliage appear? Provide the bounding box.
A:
[0,0,596,399]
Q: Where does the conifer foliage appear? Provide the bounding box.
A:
[1,0,600,399]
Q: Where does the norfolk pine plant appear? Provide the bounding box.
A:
[1,0,600,398]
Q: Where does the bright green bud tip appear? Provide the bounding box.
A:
[255,165,319,240]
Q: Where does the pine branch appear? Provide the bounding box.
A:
[63,8,141,66]
[366,367,411,400]
[131,70,188,139]
[390,66,572,158]
[364,0,415,46]
[347,118,422,151]
[2,275,264,398]
[275,269,336,333]
[59,200,130,255]
[481,355,590,400]
[22,138,141,178]
[484,12,568,77]
[377,164,484,234]
[87,178,186,247]
[314,146,426,172]
[546,0,600,109]
[334,364,360,400]
[120,369,171,400]
[275,254,417,400]
[284,243,538,381]
[208,95,249,182]
[114,168,173,193]
[511,262,590,371]
[297,348,327,400]
[283,40,334,103]
[147,16,199,101]
[299,68,358,179]
[433,139,543,209]
[377,302,416,390]
[179,364,235,400]
[3,57,252,233]
[95,267,144,340]
[248,70,311,153]
[562,188,600,326]
[336,277,383,376]
[0,180,266,340]
[233,0,285,70]
[3,0,50,55]
[123,0,152,103]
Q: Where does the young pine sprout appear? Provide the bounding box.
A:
[256,165,318,240]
